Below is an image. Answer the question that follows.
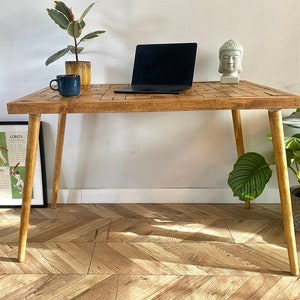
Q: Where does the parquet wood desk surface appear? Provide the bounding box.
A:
[6,81,300,276]
[7,81,300,114]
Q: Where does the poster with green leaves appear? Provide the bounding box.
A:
[0,122,47,207]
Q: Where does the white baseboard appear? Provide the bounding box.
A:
[48,188,281,204]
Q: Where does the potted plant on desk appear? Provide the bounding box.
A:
[45,1,105,86]
[228,109,300,231]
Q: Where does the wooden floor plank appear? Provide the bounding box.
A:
[0,274,117,300]
[0,243,94,274]
[89,242,294,276]
[107,218,234,243]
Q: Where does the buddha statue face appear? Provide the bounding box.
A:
[218,40,243,77]
[219,50,242,76]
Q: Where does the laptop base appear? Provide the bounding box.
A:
[114,85,191,94]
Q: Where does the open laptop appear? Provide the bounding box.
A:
[114,42,197,94]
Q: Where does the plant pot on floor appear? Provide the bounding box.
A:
[65,61,91,86]
[290,186,300,232]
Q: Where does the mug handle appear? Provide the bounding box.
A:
[49,79,58,91]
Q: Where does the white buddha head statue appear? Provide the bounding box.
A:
[218,39,243,78]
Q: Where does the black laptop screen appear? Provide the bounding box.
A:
[131,43,197,85]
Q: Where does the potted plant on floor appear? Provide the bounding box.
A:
[45,1,105,86]
[228,109,300,231]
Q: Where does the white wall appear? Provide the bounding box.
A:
[1,0,300,204]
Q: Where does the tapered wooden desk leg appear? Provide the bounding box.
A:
[268,109,299,276]
[231,110,250,208]
[231,110,245,157]
[51,114,67,209]
[18,114,41,262]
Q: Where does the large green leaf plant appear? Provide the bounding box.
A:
[45,1,105,66]
[228,110,300,202]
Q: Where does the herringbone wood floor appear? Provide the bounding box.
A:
[0,203,300,299]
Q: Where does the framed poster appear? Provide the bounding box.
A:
[0,121,47,207]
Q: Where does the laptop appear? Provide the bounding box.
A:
[114,42,197,94]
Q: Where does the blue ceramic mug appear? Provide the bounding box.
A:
[49,74,80,97]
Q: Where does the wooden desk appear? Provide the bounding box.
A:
[7,81,300,275]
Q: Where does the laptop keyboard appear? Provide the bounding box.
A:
[131,85,189,94]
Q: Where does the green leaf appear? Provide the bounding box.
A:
[286,149,294,167]
[284,134,300,151]
[283,111,300,128]
[79,2,96,22]
[294,149,300,162]
[67,21,83,38]
[79,30,105,43]
[45,46,71,66]
[47,8,70,30]
[68,45,84,54]
[269,133,300,152]
[53,1,73,22]
[80,20,86,30]
[228,152,272,201]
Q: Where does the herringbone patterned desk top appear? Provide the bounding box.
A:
[7,81,300,114]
